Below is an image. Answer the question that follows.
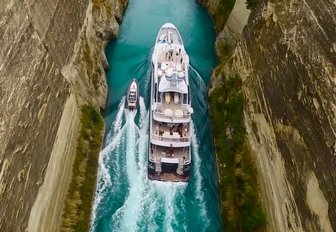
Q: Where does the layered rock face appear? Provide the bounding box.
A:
[0,0,126,231]
[211,0,336,231]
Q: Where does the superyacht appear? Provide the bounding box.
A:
[148,23,193,182]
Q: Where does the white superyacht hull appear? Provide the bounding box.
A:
[148,23,192,182]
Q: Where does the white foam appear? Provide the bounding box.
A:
[91,71,213,231]
[191,121,210,229]
[190,65,207,91]
[190,65,211,229]
[164,189,175,232]
[139,96,147,126]
[153,182,187,231]
[110,108,148,231]
[91,98,127,229]
[189,66,208,114]
[105,97,125,145]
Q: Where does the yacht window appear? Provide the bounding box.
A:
[183,94,187,104]
[128,92,136,101]
[154,84,157,102]
[174,92,179,104]
[158,92,162,102]
[165,92,172,104]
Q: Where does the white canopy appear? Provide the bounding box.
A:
[158,75,188,93]
[164,108,173,117]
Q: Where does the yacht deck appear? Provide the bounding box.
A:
[157,27,182,45]
[151,120,190,143]
[158,48,185,67]
[148,172,189,182]
[150,145,190,163]
[153,101,191,122]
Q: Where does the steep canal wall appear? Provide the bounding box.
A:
[0,0,127,231]
[206,0,336,231]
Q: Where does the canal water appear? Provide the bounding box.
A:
[90,0,221,231]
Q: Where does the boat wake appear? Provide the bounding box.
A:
[91,65,217,231]
[191,121,210,229]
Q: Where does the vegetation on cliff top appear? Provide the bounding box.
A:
[61,105,104,232]
[82,38,102,90]
[198,0,236,31]
[198,0,258,31]
[209,75,266,231]
[246,0,258,10]
[201,0,264,230]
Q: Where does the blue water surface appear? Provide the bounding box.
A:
[90,0,221,231]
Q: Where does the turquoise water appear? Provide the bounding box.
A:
[90,0,221,231]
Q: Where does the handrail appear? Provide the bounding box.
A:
[151,133,190,143]
[153,112,190,121]
[153,110,191,120]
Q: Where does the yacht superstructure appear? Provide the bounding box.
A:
[148,23,193,182]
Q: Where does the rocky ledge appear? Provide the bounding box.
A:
[0,0,127,231]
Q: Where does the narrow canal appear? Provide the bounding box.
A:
[90,0,221,231]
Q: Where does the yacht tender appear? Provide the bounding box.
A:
[125,79,139,111]
[148,23,193,182]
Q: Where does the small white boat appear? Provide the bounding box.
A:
[125,79,139,111]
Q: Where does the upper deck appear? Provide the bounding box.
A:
[148,23,191,182]
[151,24,192,124]
[155,23,183,46]
[150,118,191,147]
[153,99,192,123]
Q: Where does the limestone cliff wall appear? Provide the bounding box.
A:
[0,0,127,231]
[209,0,336,231]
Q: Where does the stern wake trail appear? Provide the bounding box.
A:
[189,65,208,114]
[191,121,210,229]
[91,48,218,231]
[107,98,149,231]
[91,98,139,230]
[154,182,188,232]
[91,98,125,227]
[189,65,211,229]
[105,97,126,145]
[114,110,142,231]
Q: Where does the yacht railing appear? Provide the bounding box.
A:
[151,133,190,143]
[153,110,191,120]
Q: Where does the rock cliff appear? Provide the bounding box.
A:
[0,0,127,231]
[208,0,336,231]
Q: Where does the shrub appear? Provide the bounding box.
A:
[209,75,266,231]
[61,105,104,232]
[246,0,258,9]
